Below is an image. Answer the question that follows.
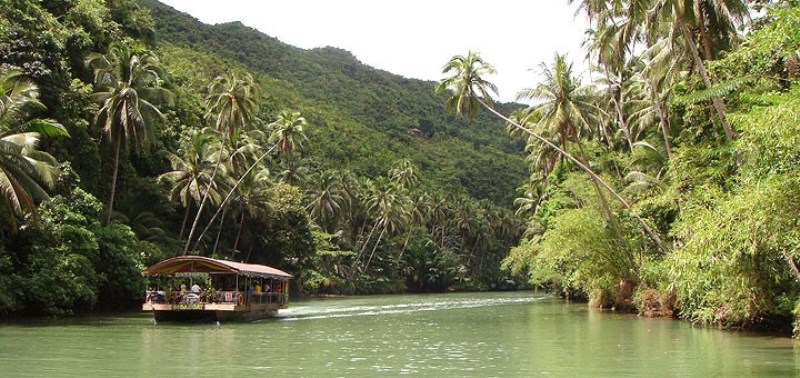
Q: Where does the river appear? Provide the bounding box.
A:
[0,291,797,377]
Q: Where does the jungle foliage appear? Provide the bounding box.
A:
[0,0,524,316]
[475,0,800,333]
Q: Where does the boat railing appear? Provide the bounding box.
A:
[145,289,288,307]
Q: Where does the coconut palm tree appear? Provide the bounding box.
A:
[183,72,259,254]
[0,69,65,227]
[268,109,308,155]
[437,51,667,253]
[87,45,172,224]
[389,159,419,191]
[647,0,748,141]
[158,129,227,240]
[436,51,498,121]
[189,108,311,253]
[306,170,347,233]
[205,72,258,140]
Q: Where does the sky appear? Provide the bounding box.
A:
[158,0,591,103]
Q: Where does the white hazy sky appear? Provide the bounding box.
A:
[158,0,591,103]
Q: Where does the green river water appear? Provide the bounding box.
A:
[0,291,797,377]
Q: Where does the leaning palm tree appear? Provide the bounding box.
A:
[436,51,667,254]
[647,0,748,142]
[87,45,172,224]
[0,69,66,227]
[183,72,259,254]
[436,51,498,120]
[189,108,310,252]
[158,129,227,240]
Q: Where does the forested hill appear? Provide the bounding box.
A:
[141,0,525,205]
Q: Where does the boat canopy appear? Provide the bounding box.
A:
[142,256,292,280]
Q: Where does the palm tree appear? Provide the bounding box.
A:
[87,45,172,224]
[306,170,347,233]
[648,0,748,141]
[158,129,227,240]
[268,109,308,155]
[229,166,273,254]
[437,51,668,254]
[183,72,259,254]
[205,72,258,140]
[278,154,311,186]
[0,69,65,227]
[436,51,498,120]
[188,108,309,252]
[389,159,419,191]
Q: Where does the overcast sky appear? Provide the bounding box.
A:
[158,0,591,103]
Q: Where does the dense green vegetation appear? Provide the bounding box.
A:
[434,0,800,333]
[4,0,800,338]
[0,0,525,317]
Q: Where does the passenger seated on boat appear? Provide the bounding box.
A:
[183,292,200,304]
[155,288,166,303]
[191,283,201,294]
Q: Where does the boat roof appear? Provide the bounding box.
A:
[142,256,292,279]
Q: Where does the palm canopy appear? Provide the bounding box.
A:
[518,53,601,149]
[0,69,64,226]
[268,109,308,155]
[436,51,498,120]
[88,44,172,154]
[205,72,259,140]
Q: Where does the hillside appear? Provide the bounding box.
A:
[141,0,526,205]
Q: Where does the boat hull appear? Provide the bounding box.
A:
[144,303,285,323]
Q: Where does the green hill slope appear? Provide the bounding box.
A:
[141,0,526,205]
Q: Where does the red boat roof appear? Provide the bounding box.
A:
[142,256,292,279]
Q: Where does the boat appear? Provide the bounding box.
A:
[141,256,292,322]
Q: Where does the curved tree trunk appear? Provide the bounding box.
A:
[190,142,279,252]
[364,227,385,272]
[212,206,227,254]
[478,98,669,255]
[233,212,246,252]
[651,78,673,159]
[680,22,734,142]
[106,135,122,225]
[183,137,227,255]
[179,203,191,240]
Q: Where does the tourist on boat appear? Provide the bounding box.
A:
[191,283,201,294]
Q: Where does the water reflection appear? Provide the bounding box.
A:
[0,292,798,377]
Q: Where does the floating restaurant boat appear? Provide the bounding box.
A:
[141,256,291,322]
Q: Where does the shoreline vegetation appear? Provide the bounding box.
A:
[2,0,800,338]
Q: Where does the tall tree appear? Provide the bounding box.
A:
[268,109,308,156]
[0,69,65,227]
[88,45,172,224]
[183,72,258,254]
[437,51,668,254]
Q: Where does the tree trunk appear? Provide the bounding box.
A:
[364,227,385,272]
[478,98,669,255]
[233,212,246,252]
[781,249,800,284]
[190,142,279,251]
[651,78,673,159]
[354,221,379,271]
[576,141,635,271]
[697,10,714,61]
[680,22,734,142]
[179,204,191,241]
[212,206,227,254]
[106,135,122,224]
[184,137,227,255]
[398,232,411,261]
